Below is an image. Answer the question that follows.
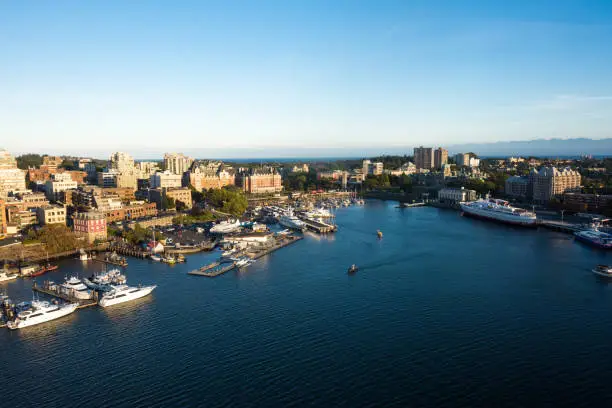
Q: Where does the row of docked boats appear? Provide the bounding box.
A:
[150,254,186,264]
[3,269,156,330]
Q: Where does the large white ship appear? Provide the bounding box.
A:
[7,300,78,330]
[279,210,306,231]
[460,199,537,227]
[98,284,157,308]
[210,219,242,234]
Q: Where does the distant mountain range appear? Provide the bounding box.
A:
[9,138,612,160]
[446,138,612,157]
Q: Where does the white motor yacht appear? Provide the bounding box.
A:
[61,276,93,300]
[98,284,157,308]
[7,300,78,330]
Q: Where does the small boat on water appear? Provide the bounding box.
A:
[0,271,18,283]
[348,264,358,274]
[30,263,59,277]
[78,250,92,261]
[592,265,612,277]
[377,230,383,239]
[161,256,176,264]
[150,255,162,262]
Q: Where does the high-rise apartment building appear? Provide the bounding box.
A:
[454,153,470,167]
[434,148,448,169]
[529,167,581,203]
[164,153,194,175]
[108,152,135,173]
[150,171,183,189]
[0,149,27,199]
[414,147,434,169]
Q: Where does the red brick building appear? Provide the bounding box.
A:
[73,211,107,243]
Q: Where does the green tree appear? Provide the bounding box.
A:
[16,154,43,169]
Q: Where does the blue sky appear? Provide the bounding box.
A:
[1,0,612,157]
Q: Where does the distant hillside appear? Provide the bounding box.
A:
[447,138,612,157]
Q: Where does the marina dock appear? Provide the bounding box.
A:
[298,217,337,233]
[539,220,582,234]
[188,262,236,277]
[32,281,99,309]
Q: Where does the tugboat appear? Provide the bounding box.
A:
[348,264,358,274]
[30,263,59,277]
[592,265,612,277]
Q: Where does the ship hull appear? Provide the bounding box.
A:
[460,205,537,227]
[7,304,78,330]
[99,286,156,308]
[574,234,612,249]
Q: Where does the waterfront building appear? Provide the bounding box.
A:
[73,211,107,243]
[44,173,77,202]
[434,148,448,169]
[164,153,194,176]
[414,147,434,170]
[150,170,183,189]
[562,193,612,213]
[469,157,480,168]
[438,187,477,204]
[0,149,27,199]
[530,167,581,204]
[505,176,529,198]
[236,168,283,194]
[188,164,235,191]
[37,204,67,225]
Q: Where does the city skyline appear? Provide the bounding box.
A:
[2,1,612,152]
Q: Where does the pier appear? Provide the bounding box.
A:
[189,235,303,277]
[538,220,582,234]
[298,217,337,233]
[188,262,236,277]
[92,252,128,267]
[32,281,99,309]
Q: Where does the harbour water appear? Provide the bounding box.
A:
[2,200,612,407]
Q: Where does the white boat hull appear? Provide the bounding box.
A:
[7,304,78,330]
[460,204,537,226]
[0,274,18,282]
[99,285,156,307]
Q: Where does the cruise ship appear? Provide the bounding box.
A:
[279,210,306,231]
[7,300,78,330]
[98,284,157,307]
[574,228,612,249]
[460,199,537,227]
[210,219,242,234]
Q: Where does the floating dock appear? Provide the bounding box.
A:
[539,220,582,234]
[188,262,236,277]
[32,281,99,309]
[298,217,337,233]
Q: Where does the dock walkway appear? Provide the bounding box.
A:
[298,217,337,233]
[32,282,99,308]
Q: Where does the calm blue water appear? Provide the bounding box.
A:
[2,201,612,407]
